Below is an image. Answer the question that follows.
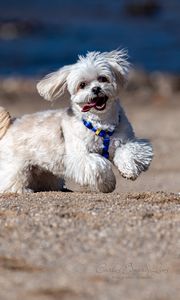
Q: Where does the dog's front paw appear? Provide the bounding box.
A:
[65,153,116,192]
[120,170,138,181]
[89,154,116,193]
[119,158,149,181]
[96,165,116,193]
[114,139,153,180]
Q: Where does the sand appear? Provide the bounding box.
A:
[0,192,180,300]
[0,71,180,299]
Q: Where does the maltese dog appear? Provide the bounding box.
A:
[0,50,153,193]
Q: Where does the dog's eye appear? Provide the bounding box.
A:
[79,82,86,89]
[98,76,108,83]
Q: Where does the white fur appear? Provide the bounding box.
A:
[0,50,153,193]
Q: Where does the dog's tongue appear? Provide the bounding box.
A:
[81,102,96,112]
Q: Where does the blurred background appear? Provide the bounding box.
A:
[0,0,180,193]
[0,0,180,76]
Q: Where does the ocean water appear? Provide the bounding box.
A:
[0,0,180,76]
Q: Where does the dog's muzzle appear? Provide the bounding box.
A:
[81,95,108,112]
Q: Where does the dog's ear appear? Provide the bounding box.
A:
[37,65,72,101]
[105,49,130,87]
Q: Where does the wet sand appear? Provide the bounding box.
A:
[0,71,180,299]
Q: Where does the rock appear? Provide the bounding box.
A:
[125,0,161,17]
[0,18,43,40]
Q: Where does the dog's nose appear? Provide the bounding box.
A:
[92,86,101,95]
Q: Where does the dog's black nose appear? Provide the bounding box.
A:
[92,86,101,95]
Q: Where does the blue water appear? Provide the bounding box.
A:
[0,0,180,76]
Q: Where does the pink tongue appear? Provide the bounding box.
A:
[81,102,96,112]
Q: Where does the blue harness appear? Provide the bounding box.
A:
[82,119,115,159]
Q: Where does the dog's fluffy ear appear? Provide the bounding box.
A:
[37,65,72,101]
[105,49,130,87]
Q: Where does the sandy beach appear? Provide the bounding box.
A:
[0,71,180,299]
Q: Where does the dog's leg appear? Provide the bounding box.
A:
[113,139,153,180]
[0,161,32,193]
[0,177,32,193]
[64,152,116,193]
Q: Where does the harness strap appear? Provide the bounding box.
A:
[82,119,116,159]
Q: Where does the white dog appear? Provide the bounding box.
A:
[0,50,153,193]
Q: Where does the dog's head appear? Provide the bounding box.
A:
[37,50,130,115]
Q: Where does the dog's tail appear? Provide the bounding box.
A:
[0,107,11,139]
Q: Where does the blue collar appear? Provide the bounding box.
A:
[82,119,117,159]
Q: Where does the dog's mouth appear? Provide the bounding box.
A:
[81,95,108,112]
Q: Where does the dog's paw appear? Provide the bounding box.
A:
[88,154,116,193]
[114,139,153,180]
[96,166,116,193]
[120,171,138,181]
[65,153,116,192]
[119,157,151,180]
